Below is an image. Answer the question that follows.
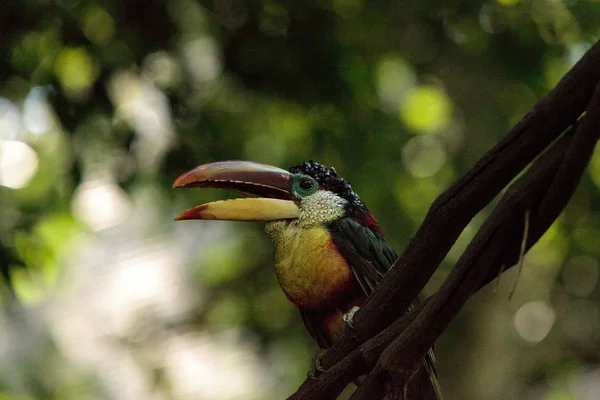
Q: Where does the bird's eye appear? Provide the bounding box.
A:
[293,175,318,197]
[299,178,314,190]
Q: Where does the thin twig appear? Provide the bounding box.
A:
[509,210,530,299]
[494,263,506,293]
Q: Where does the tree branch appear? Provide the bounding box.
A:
[289,39,600,400]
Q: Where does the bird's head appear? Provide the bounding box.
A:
[172,160,380,230]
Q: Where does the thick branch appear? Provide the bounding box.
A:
[290,39,600,400]
[346,123,575,399]
[356,83,600,398]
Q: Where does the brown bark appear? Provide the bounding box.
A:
[289,39,600,400]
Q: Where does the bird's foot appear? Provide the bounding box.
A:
[307,349,327,379]
[343,306,361,329]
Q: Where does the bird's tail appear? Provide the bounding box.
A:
[388,355,443,400]
[420,358,444,400]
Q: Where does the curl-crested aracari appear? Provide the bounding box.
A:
[173,160,442,399]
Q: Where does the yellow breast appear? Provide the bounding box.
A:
[265,221,355,309]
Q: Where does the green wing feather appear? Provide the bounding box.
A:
[330,218,395,294]
[330,218,443,400]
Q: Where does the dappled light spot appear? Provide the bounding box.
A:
[376,56,416,111]
[562,256,599,298]
[108,71,175,171]
[23,87,53,135]
[183,37,222,83]
[54,47,97,100]
[11,214,80,305]
[568,369,600,400]
[98,245,186,335]
[71,180,131,231]
[142,51,181,89]
[528,222,567,267]
[532,0,578,44]
[544,55,570,89]
[82,6,116,45]
[0,140,39,189]
[11,268,56,306]
[164,332,272,399]
[568,42,590,66]
[443,17,472,44]
[402,135,447,178]
[400,85,452,134]
[0,98,21,140]
[513,301,555,343]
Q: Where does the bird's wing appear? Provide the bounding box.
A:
[329,217,396,294]
[331,218,443,399]
[298,218,395,348]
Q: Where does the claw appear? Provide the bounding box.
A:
[307,349,327,378]
[343,306,361,329]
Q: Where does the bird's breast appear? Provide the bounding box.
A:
[265,221,357,309]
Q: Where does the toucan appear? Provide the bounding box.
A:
[173,160,442,399]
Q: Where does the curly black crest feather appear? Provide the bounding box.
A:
[288,160,367,216]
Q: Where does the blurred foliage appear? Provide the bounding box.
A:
[1,0,600,399]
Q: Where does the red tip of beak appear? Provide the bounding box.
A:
[172,169,205,188]
[174,204,211,220]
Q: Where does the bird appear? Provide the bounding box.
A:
[173,160,442,399]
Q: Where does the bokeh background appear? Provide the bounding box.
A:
[1,1,600,399]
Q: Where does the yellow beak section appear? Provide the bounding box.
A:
[175,198,299,222]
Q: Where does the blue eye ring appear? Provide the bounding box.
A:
[293,175,318,197]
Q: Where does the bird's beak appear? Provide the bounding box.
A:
[172,161,300,221]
